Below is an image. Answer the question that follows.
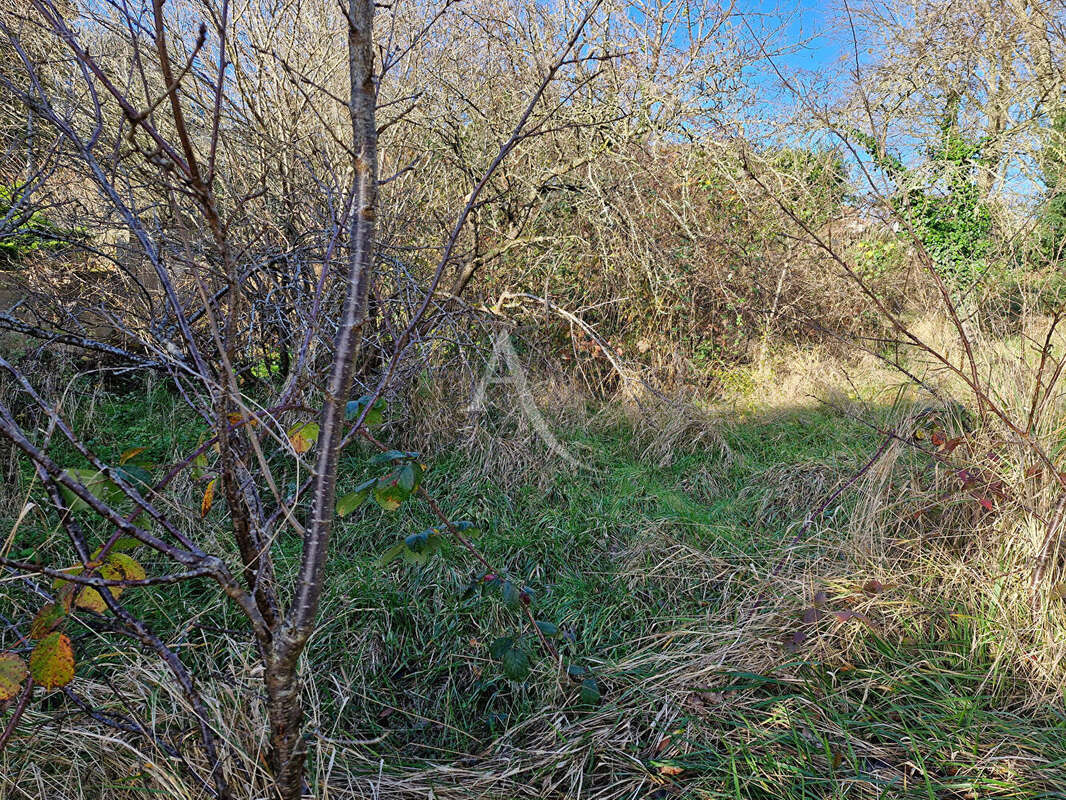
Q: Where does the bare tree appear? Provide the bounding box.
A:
[0,0,605,796]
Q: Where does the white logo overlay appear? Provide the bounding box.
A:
[469,329,595,472]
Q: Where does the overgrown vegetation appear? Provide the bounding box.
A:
[2,0,1066,798]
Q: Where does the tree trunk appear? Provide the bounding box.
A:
[265,0,378,796]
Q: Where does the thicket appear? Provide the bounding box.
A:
[1,1,1066,798]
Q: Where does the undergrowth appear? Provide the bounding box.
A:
[2,353,1066,799]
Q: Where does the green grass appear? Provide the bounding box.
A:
[4,378,1066,798]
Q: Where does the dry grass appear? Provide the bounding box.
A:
[5,316,1066,799]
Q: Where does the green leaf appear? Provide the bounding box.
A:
[399,530,441,564]
[191,436,210,482]
[460,575,483,599]
[535,621,560,638]
[566,663,588,680]
[30,604,67,639]
[374,470,411,511]
[396,462,423,494]
[115,464,153,493]
[404,528,440,554]
[59,468,119,512]
[109,537,142,553]
[501,646,531,681]
[452,521,481,538]
[488,636,515,660]
[339,476,378,515]
[377,541,406,567]
[501,580,520,608]
[401,547,429,565]
[345,395,386,426]
[336,488,371,517]
[369,449,418,466]
[580,677,601,704]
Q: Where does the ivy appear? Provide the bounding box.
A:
[850,97,994,291]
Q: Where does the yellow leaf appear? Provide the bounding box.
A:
[119,447,146,465]
[201,478,216,518]
[107,553,146,583]
[29,632,75,689]
[287,421,320,455]
[0,653,27,701]
[75,587,108,613]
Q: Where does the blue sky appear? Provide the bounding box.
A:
[734,0,840,73]
[748,0,839,72]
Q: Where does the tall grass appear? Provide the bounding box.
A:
[3,317,1066,798]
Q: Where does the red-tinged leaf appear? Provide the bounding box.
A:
[373,470,410,511]
[862,579,886,595]
[975,495,995,512]
[0,653,27,700]
[930,430,945,447]
[29,632,74,689]
[201,478,216,518]
[813,590,828,606]
[784,628,808,652]
[119,447,146,465]
[30,604,67,639]
[801,607,822,625]
[942,437,964,455]
[226,412,258,427]
[287,421,319,455]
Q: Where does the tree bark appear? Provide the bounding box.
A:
[264,0,378,797]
